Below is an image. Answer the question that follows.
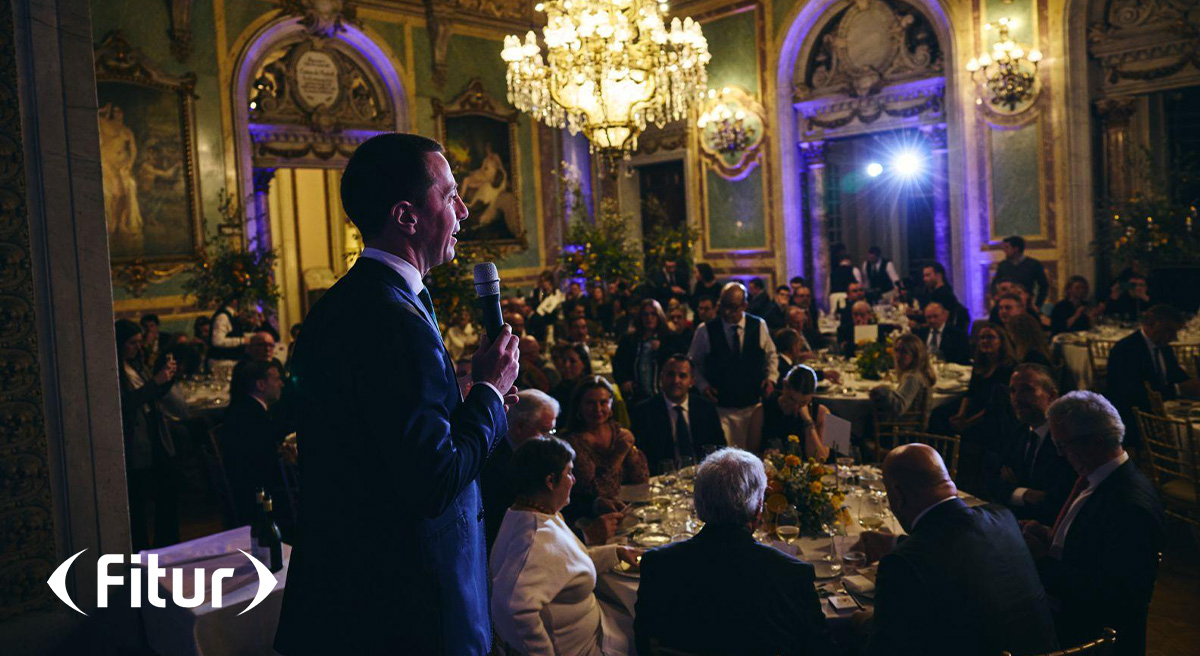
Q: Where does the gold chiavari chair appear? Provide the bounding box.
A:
[1172,343,1200,379]
[871,390,931,463]
[1002,628,1117,656]
[1142,381,1166,416]
[1086,339,1120,391]
[891,431,961,479]
[1136,409,1200,529]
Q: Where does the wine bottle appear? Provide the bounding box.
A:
[250,488,265,540]
[260,496,284,573]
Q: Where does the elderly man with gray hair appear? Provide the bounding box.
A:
[1021,391,1164,656]
[634,448,833,656]
[481,389,560,550]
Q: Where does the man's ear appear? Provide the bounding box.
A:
[390,201,417,235]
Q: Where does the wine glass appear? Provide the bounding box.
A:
[859,491,887,530]
[820,522,844,577]
[836,455,855,492]
[658,459,678,489]
[775,506,801,545]
[678,456,696,481]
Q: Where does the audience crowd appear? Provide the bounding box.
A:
[114,235,1186,655]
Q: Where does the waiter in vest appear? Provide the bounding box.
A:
[862,245,902,304]
[688,282,778,449]
[209,298,248,361]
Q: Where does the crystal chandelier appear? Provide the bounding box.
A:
[501,0,711,160]
[965,18,1042,112]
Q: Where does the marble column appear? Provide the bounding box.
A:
[251,167,277,250]
[1095,98,1137,204]
[924,124,952,272]
[800,141,828,306]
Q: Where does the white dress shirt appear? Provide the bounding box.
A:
[359,247,501,402]
[211,305,244,348]
[1011,422,1051,506]
[1050,451,1129,558]
[687,314,778,395]
[490,509,626,656]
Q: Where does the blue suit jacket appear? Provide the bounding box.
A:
[275,257,507,655]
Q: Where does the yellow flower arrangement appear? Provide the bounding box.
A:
[784,454,802,467]
[761,454,844,534]
[787,434,800,443]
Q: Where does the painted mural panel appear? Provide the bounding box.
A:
[990,123,1042,238]
[445,114,522,242]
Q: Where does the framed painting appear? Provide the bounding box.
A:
[433,79,526,249]
[95,31,202,270]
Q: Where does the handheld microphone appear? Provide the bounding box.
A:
[473,262,504,341]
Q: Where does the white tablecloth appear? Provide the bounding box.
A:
[1054,328,1200,391]
[139,527,291,656]
[812,363,971,436]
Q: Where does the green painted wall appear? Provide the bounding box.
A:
[701,9,766,251]
[989,123,1042,237]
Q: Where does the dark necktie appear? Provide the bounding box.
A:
[417,288,439,329]
[931,328,941,352]
[1151,346,1165,385]
[731,325,741,358]
[674,404,693,462]
[1022,429,1039,478]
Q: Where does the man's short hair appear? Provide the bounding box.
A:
[1003,235,1026,252]
[868,246,882,256]
[1143,304,1183,327]
[140,313,160,327]
[748,277,765,291]
[693,448,766,526]
[340,133,445,240]
[237,359,281,398]
[663,353,691,370]
[998,292,1023,305]
[775,285,790,295]
[790,276,807,286]
[773,327,802,354]
[508,389,560,436]
[1013,363,1058,397]
[1046,391,1125,450]
[924,262,946,277]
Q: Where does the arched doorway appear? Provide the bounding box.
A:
[776,0,976,310]
[230,17,409,333]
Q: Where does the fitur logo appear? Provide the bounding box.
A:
[47,550,278,615]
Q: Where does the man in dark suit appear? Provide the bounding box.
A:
[985,364,1076,525]
[860,444,1058,656]
[480,389,558,551]
[631,355,727,474]
[220,360,292,536]
[275,134,521,656]
[837,301,885,357]
[1022,391,1166,656]
[1103,304,1200,449]
[995,235,1051,308]
[747,277,772,316]
[635,448,834,656]
[649,259,689,304]
[914,302,971,365]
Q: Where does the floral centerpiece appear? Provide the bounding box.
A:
[761,447,846,535]
[855,337,893,380]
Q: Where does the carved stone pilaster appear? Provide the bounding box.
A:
[166,0,192,62]
[423,0,454,88]
[1096,97,1138,202]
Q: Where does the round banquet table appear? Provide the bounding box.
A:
[811,362,972,438]
[1053,326,1200,391]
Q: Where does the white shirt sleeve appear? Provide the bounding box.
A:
[210,312,243,348]
[886,261,901,285]
[759,318,778,383]
[688,324,713,392]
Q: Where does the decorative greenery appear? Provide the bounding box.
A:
[762,453,846,535]
[424,240,502,329]
[558,161,643,286]
[182,190,279,310]
[1093,151,1200,269]
[643,196,700,274]
[855,337,894,381]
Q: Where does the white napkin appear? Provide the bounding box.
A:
[842,574,876,597]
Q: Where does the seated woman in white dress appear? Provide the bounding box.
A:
[869,332,936,422]
[490,436,641,656]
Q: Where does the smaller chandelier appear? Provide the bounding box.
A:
[501,0,710,161]
[965,18,1042,112]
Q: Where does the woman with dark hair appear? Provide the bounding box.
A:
[1005,313,1052,366]
[753,364,832,460]
[587,283,615,335]
[549,343,593,426]
[115,319,181,550]
[562,377,649,540]
[692,262,721,309]
[1050,275,1100,334]
[946,322,1017,490]
[490,437,640,656]
[612,299,674,407]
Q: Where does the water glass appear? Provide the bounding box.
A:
[776,506,800,544]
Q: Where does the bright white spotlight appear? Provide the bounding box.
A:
[892,151,923,177]
[865,162,883,177]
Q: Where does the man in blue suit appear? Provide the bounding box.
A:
[275,133,520,655]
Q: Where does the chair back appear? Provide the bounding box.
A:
[201,424,238,529]
[872,389,931,461]
[1002,627,1117,656]
[1142,381,1166,416]
[1086,339,1119,390]
[891,431,961,479]
[1136,409,1200,528]
[1172,343,1200,379]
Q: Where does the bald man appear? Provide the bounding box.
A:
[688,282,778,449]
[861,445,1057,656]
